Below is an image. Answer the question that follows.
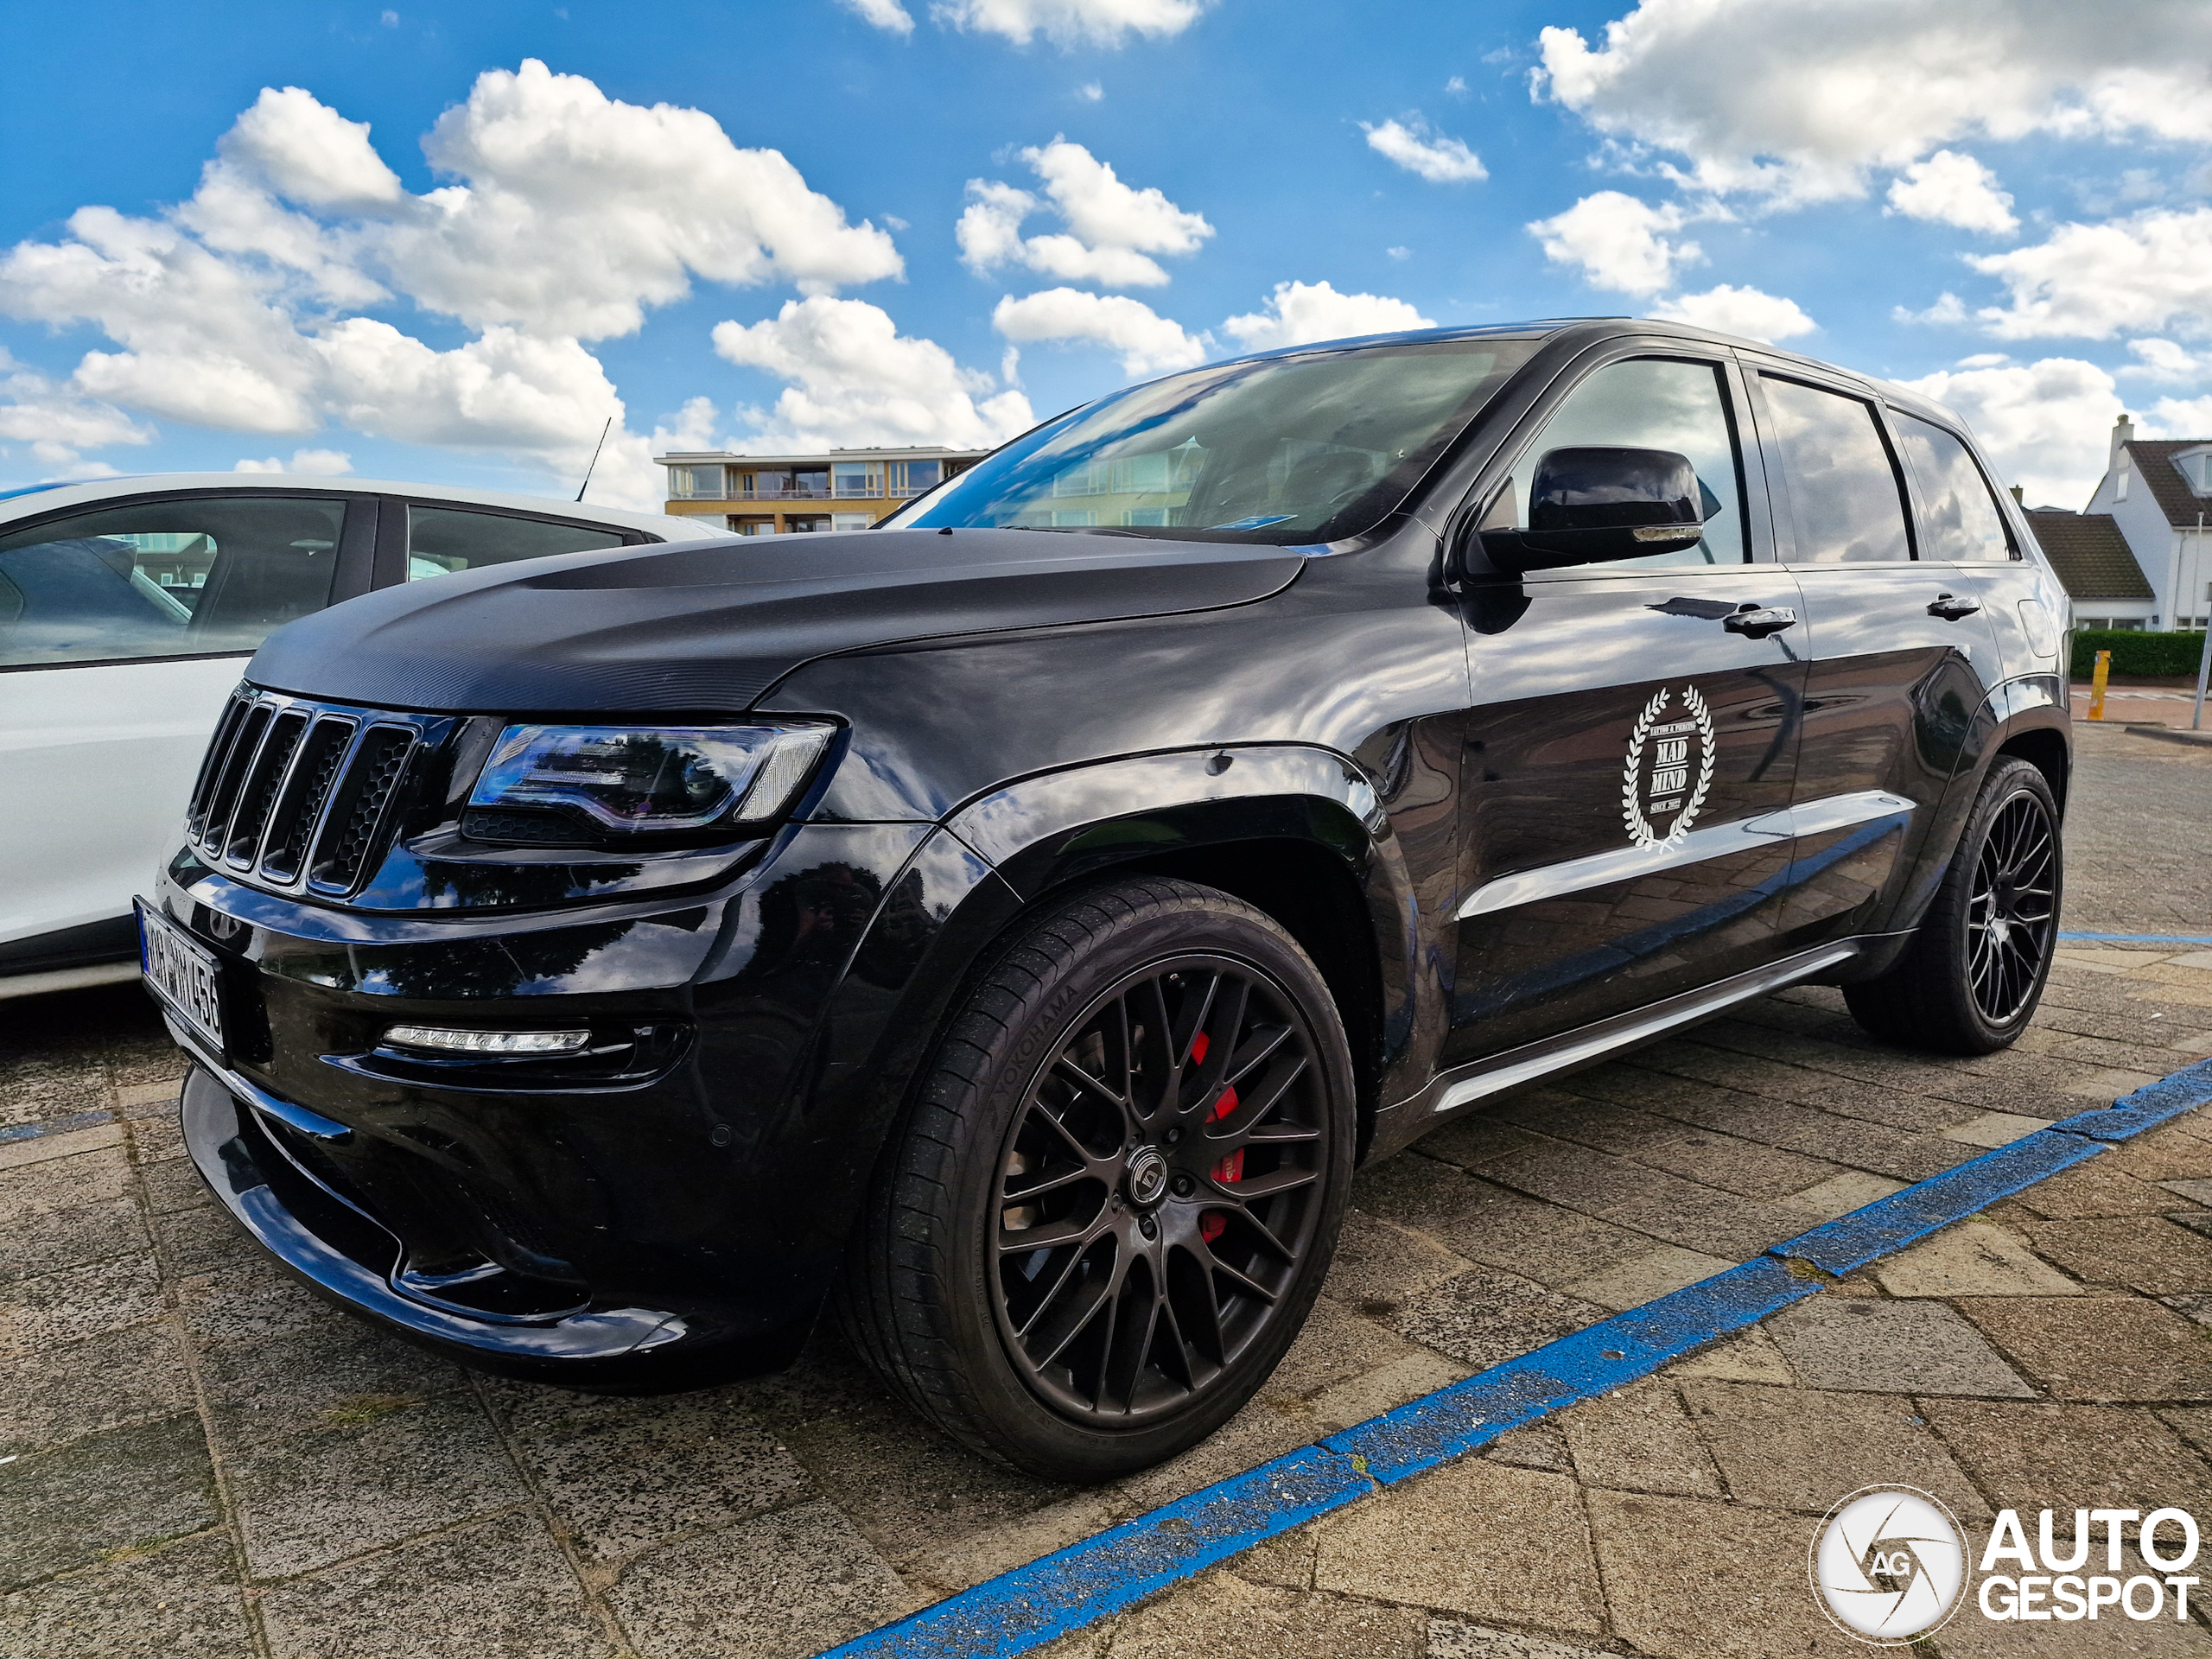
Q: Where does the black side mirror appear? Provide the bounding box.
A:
[1476,447,1710,574]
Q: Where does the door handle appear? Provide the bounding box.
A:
[1928,593,1981,620]
[1723,603,1797,639]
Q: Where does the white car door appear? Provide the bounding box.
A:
[0,491,366,986]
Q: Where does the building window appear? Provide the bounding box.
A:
[728,517,776,536]
[831,513,873,531]
[2115,465,2130,503]
[785,515,831,532]
[890,460,943,498]
[672,465,725,499]
[831,462,882,498]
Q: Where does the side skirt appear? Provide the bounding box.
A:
[1370,939,1867,1154]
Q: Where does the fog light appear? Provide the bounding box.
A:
[384,1025,591,1056]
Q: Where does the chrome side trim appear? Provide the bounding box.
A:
[1455,789,1915,919]
[1413,940,1862,1116]
[1779,788,1916,840]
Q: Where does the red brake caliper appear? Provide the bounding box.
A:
[1189,1031,1243,1243]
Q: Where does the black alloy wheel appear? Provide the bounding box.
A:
[1964,791,2059,1025]
[991,955,1328,1424]
[1845,757,2063,1054]
[836,876,1355,1481]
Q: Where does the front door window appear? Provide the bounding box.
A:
[0,495,346,668]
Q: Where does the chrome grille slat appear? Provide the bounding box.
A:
[308,726,416,893]
[187,690,254,840]
[181,694,431,899]
[200,703,271,860]
[258,716,355,883]
[226,709,309,867]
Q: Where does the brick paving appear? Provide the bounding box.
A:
[3,721,2209,1658]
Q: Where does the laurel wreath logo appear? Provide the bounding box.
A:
[1622,683,1717,849]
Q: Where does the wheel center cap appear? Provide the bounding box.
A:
[1126,1146,1170,1208]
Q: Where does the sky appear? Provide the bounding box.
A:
[3,0,2209,512]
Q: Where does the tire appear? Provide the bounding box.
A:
[836,876,1357,1481]
[1844,758,2063,1055]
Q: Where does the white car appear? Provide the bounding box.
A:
[0,475,721,1000]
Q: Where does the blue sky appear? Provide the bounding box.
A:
[3,0,2209,509]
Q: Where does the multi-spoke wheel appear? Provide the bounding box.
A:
[836,877,1355,1480]
[1845,757,2063,1054]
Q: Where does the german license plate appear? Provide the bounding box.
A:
[137,900,224,1054]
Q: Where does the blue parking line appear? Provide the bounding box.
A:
[818,1051,2212,1659]
[2057,931,2212,945]
[0,1109,114,1145]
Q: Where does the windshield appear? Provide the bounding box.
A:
[884,337,1541,544]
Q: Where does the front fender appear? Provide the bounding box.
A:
[943,744,1439,1128]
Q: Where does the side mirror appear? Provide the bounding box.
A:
[1476,447,1710,574]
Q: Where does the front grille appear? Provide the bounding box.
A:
[185,690,425,898]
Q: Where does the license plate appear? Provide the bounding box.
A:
[138,900,225,1054]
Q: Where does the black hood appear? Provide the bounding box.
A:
[247,528,1306,713]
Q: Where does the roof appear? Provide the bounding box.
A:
[2024,511,2154,600]
[656,446,988,467]
[0,474,719,539]
[2122,440,2212,529]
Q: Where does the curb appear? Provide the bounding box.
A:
[819,1056,2212,1659]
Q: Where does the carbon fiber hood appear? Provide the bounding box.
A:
[245,528,1306,714]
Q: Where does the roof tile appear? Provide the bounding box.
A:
[2024,511,2154,601]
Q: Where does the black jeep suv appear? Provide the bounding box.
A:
[144,321,2070,1479]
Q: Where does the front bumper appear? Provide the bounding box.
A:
[156,817,1010,1388]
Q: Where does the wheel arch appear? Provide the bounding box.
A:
[940,745,1426,1160]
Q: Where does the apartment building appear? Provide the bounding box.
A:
[656,445,988,535]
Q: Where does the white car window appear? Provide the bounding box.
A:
[0,496,345,668]
[406,505,629,580]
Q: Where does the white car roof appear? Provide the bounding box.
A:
[0,474,721,540]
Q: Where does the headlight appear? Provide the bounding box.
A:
[465,721,834,840]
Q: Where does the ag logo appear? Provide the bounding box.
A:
[1622,683,1715,848]
[1810,1487,1968,1645]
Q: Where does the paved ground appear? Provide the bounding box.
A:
[3,721,2209,1659]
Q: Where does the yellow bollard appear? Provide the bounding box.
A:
[2088,648,2110,721]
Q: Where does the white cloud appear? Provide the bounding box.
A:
[0,64,910,505]
[1078,81,1104,101]
[715,296,1035,451]
[991,288,1208,375]
[215,86,404,213]
[1387,245,1411,261]
[1221,281,1433,351]
[1649,283,1815,343]
[929,0,1205,48]
[1528,191,1700,296]
[382,60,901,339]
[2123,338,2212,383]
[0,350,156,470]
[957,138,1211,289]
[1885,150,2018,234]
[1535,0,2212,207]
[1900,355,2124,507]
[840,0,917,34]
[2149,392,2212,435]
[1446,75,1469,97]
[234,447,353,475]
[1362,118,1487,184]
[1967,207,2212,339]
[1895,292,1970,327]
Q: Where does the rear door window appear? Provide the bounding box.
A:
[0,495,346,668]
[405,505,632,581]
[1893,414,2017,563]
[1758,377,1914,563]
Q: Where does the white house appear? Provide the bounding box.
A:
[2033,416,2212,632]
